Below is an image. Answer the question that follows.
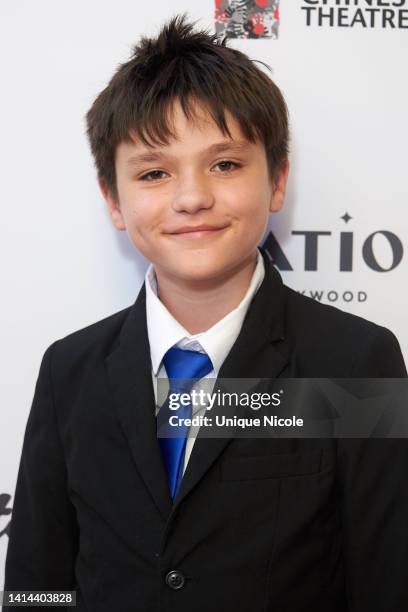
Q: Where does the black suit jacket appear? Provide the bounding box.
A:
[4,248,408,611]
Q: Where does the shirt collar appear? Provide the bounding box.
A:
[145,248,265,376]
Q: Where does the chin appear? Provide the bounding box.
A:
[168,259,225,283]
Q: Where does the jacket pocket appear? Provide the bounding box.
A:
[220,449,323,481]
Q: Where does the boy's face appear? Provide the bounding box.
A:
[101,98,289,285]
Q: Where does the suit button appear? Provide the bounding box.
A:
[165,570,185,590]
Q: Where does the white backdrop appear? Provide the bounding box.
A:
[1,0,407,588]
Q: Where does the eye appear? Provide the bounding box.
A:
[139,170,169,181]
[212,160,242,173]
[138,160,242,181]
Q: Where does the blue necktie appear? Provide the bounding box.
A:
[157,346,213,500]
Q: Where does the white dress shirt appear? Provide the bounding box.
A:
[145,248,265,476]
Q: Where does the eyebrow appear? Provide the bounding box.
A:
[125,140,250,167]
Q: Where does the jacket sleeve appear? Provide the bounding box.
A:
[3,343,79,604]
[337,326,408,611]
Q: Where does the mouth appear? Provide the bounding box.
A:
[166,225,229,239]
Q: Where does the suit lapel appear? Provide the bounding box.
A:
[173,248,294,508]
[105,248,293,517]
[105,286,173,521]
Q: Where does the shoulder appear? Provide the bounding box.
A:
[283,285,406,377]
[285,285,380,340]
[45,305,133,374]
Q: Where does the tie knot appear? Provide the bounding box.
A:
[162,346,213,392]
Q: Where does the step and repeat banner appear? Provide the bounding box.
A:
[1,0,407,587]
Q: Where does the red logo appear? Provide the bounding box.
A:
[215,0,280,39]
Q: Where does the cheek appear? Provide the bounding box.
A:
[227,187,270,228]
[120,194,161,235]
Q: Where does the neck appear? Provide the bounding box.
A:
[154,251,258,335]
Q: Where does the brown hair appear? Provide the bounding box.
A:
[85,13,289,201]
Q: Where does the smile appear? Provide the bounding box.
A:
[167,226,229,239]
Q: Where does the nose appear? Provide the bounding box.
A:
[171,173,215,214]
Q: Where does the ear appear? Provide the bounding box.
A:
[269,159,290,213]
[98,178,126,231]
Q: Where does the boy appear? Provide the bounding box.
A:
[4,13,407,612]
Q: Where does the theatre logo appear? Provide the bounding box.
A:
[262,213,404,304]
[215,0,280,39]
[301,0,408,29]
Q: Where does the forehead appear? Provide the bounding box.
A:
[117,98,259,164]
[166,97,240,134]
